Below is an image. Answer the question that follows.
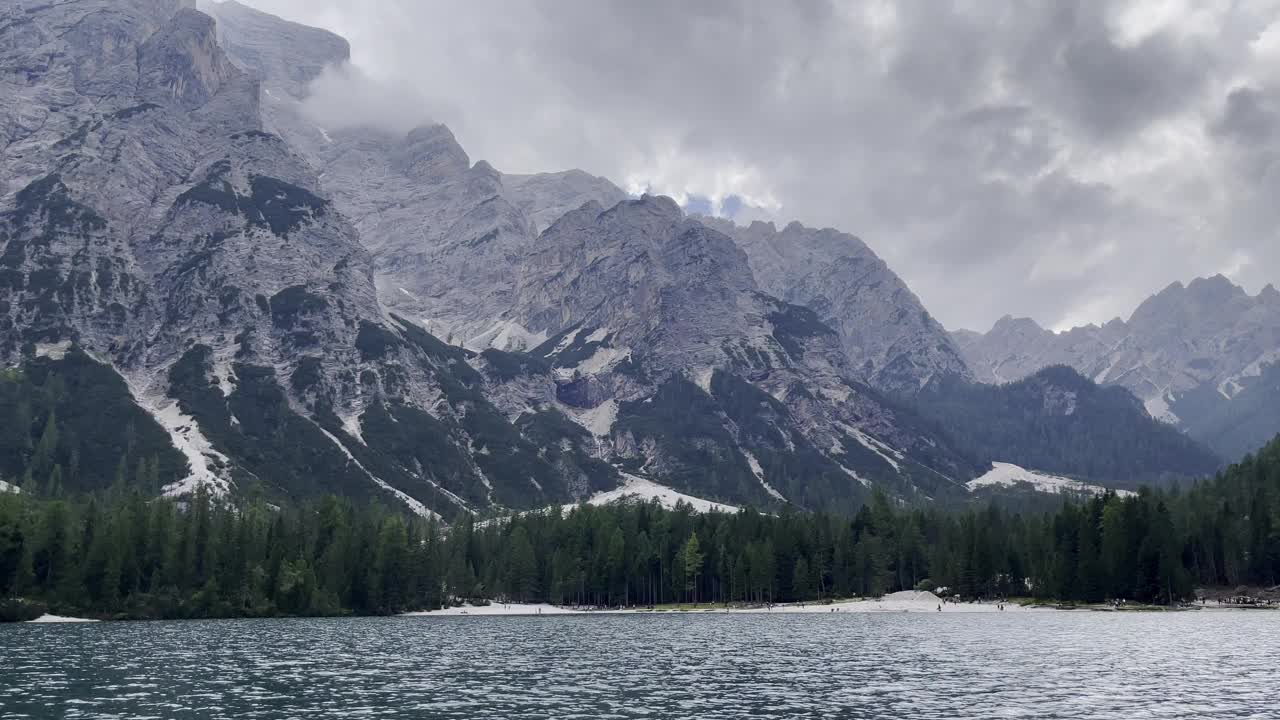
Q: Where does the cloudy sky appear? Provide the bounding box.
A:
[238,0,1280,332]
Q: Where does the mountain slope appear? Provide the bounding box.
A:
[0,0,1217,516]
[199,2,993,508]
[498,197,983,509]
[701,217,973,394]
[0,0,615,517]
[913,366,1223,489]
[954,275,1280,460]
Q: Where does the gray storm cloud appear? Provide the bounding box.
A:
[300,63,438,136]
[236,0,1280,332]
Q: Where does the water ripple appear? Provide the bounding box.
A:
[1,613,1276,719]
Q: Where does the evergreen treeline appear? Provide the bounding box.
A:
[2,436,1278,621]
[913,366,1224,486]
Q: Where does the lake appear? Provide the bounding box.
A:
[1,612,1275,719]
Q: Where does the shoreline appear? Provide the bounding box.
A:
[13,595,1272,624]
[25,613,100,623]
[403,592,1035,617]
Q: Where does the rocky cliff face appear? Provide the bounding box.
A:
[700,217,973,395]
[198,0,985,508]
[954,275,1280,459]
[0,0,612,517]
[502,169,627,236]
[4,0,1195,516]
[496,196,981,508]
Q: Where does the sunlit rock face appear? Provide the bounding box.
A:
[699,217,974,395]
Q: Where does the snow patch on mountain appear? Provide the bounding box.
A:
[693,367,715,394]
[317,427,436,518]
[149,401,233,498]
[340,413,365,444]
[967,462,1126,497]
[840,423,903,473]
[1144,392,1179,425]
[34,341,73,361]
[575,346,630,376]
[584,473,738,513]
[839,464,872,487]
[467,319,548,352]
[1217,349,1280,399]
[212,359,237,397]
[564,400,618,437]
[0,480,19,494]
[552,328,583,354]
[743,449,787,502]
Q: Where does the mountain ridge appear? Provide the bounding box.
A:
[953,274,1280,460]
[0,0,1230,517]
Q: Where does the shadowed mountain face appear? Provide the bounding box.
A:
[912,366,1224,488]
[0,1,1227,517]
[954,275,1280,460]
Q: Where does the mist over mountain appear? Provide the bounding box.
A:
[0,0,1257,521]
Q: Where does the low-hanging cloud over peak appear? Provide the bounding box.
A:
[237,0,1280,332]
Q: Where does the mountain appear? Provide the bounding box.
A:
[500,195,985,509]
[197,0,989,510]
[0,0,1219,517]
[913,366,1223,489]
[0,0,613,518]
[953,275,1280,460]
[699,217,972,394]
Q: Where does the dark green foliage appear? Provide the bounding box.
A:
[268,285,328,330]
[176,167,327,237]
[0,491,447,620]
[289,357,323,393]
[480,348,550,381]
[355,321,401,361]
[709,371,868,511]
[168,346,383,505]
[545,328,613,369]
[4,435,1279,619]
[913,366,1223,487]
[109,103,161,121]
[0,350,186,493]
[11,174,107,236]
[616,376,764,505]
[390,314,482,385]
[247,176,328,236]
[350,400,483,510]
[515,410,618,495]
[767,302,836,359]
[1171,362,1280,463]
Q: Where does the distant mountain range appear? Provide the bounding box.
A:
[953,275,1280,461]
[0,0,1265,516]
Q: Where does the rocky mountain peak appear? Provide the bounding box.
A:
[394,124,472,179]
[989,315,1047,336]
[708,216,972,394]
[199,0,350,98]
[955,274,1280,460]
[613,193,684,221]
[137,8,239,109]
[501,169,626,234]
[1186,273,1247,303]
